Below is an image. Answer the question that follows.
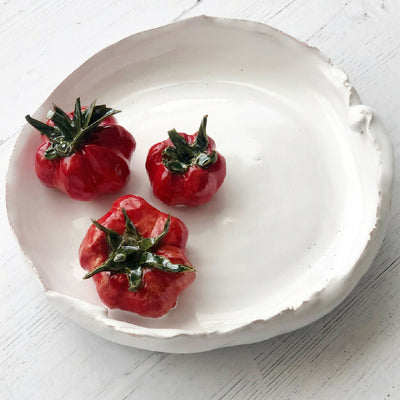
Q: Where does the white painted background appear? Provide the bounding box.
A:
[1,1,399,399]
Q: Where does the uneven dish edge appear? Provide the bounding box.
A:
[6,16,394,353]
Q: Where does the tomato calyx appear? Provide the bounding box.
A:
[83,208,194,291]
[25,98,120,160]
[162,115,218,174]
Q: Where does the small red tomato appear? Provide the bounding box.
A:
[146,115,226,206]
[25,98,136,201]
[79,195,195,318]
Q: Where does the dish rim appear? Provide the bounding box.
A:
[6,15,394,346]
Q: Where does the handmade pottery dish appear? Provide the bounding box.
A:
[6,16,394,353]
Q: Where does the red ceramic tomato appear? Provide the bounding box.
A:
[25,98,135,200]
[79,195,195,318]
[146,115,226,206]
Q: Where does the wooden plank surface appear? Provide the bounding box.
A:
[1,1,399,399]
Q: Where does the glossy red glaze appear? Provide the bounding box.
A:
[146,132,226,206]
[35,111,135,200]
[79,195,196,318]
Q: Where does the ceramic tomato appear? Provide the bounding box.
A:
[79,195,195,318]
[146,115,226,206]
[25,98,135,200]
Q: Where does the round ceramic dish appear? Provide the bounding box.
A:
[7,16,394,353]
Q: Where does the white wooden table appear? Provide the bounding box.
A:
[1,1,399,399]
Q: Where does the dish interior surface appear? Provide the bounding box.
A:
[7,18,382,339]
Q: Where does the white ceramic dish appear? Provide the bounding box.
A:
[7,16,394,353]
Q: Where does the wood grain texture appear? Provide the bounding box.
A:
[1,1,399,399]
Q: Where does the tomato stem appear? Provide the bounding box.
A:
[83,208,194,291]
[162,115,218,174]
[25,98,120,160]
